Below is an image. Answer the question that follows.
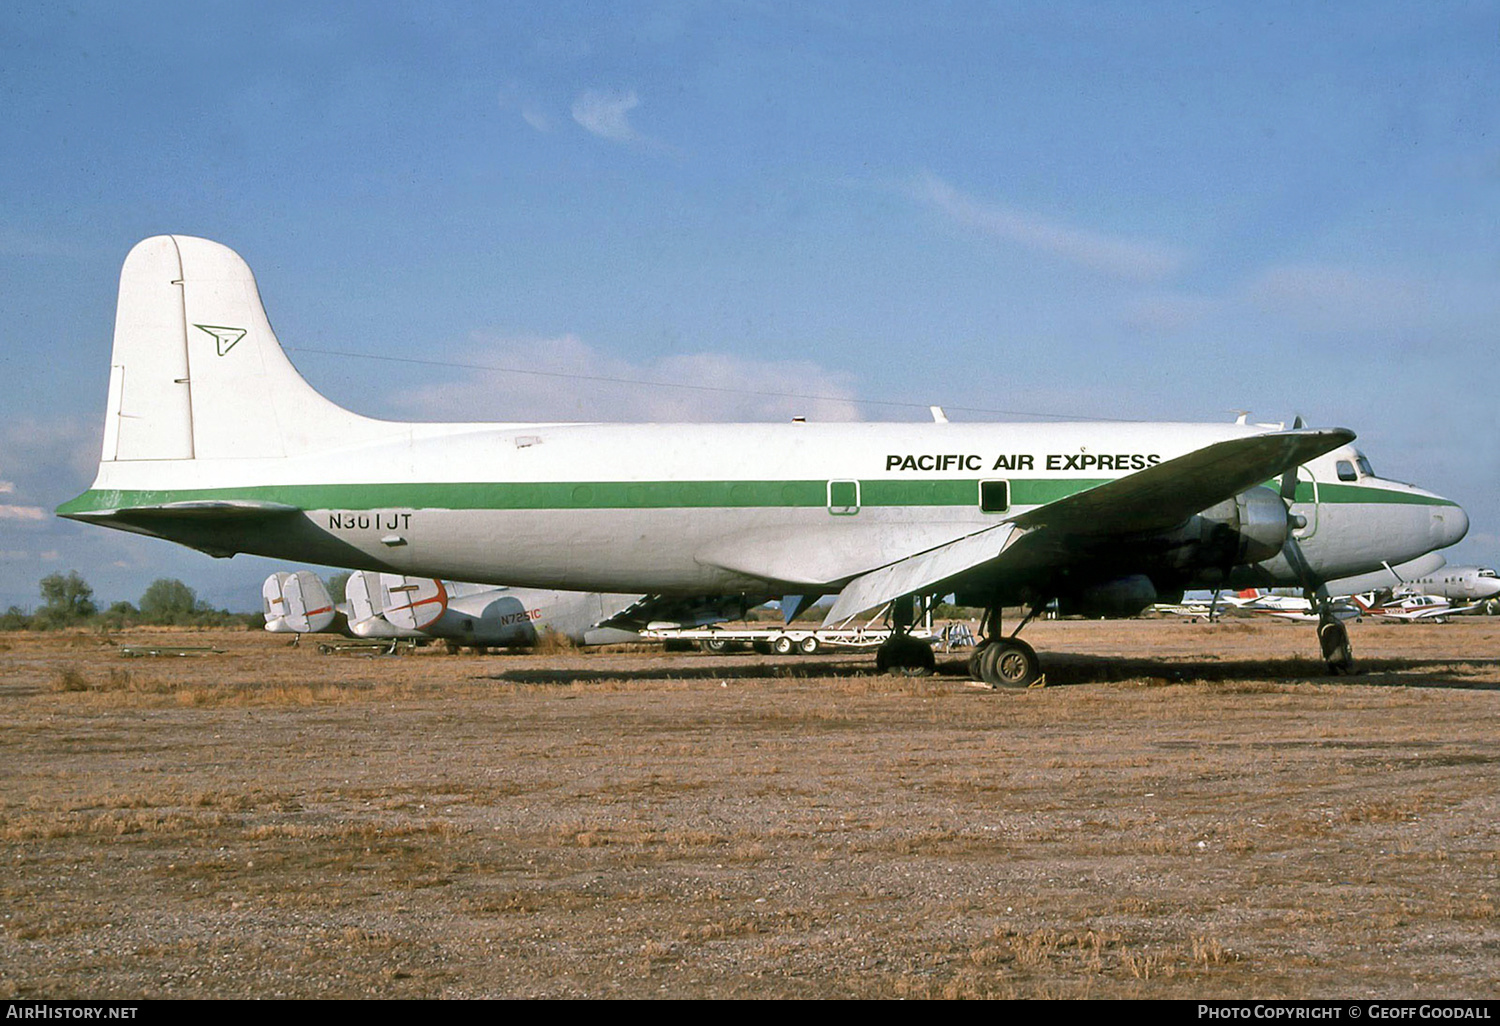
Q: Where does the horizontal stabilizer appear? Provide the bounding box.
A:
[59,498,300,522]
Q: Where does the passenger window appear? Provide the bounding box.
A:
[1336,460,1357,482]
[979,479,1010,513]
[827,479,860,516]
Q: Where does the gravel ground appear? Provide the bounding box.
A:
[0,617,1496,998]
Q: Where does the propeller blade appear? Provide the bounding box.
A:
[1280,413,1308,510]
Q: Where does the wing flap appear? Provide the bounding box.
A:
[823,523,1019,625]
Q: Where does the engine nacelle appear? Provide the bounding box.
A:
[1196,485,1292,566]
[1056,574,1158,618]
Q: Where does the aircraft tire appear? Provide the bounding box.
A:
[773,635,795,655]
[1319,620,1355,675]
[876,636,934,676]
[968,644,988,682]
[798,635,820,655]
[980,639,1041,689]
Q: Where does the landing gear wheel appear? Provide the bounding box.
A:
[798,635,820,655]
[773,635,795,655]
[968,644,988,682]
[978,639,1041,689]
[1319,620,1355,675]
[875,635,935,676]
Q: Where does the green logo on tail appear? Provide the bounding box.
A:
[194,324,247,356]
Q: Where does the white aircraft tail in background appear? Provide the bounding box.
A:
[261,570,337,635]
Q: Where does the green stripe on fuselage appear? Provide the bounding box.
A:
[56,476,1457,517]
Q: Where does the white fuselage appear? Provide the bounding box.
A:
[75,419,1465,597]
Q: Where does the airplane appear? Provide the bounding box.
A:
[1154,587,1357,623]
[265,569,730,648]
[58,236,1471,688]
[1390,565,1500,604]
[1348,592,1481,622]
[1153,553,1456,623]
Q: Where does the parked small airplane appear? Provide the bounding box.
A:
[1348,592,1481,622]
[1156,588,1359,623]
[61,237,1471,687]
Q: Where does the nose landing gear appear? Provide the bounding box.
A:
[1318,609,1355,675]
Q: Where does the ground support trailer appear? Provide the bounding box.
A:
[642,624,933,656]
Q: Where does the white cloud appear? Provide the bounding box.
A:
[911,171,1185,283]
[396,334,862,423]
[0,506,46,521]
[498,83,552,133]
[520,106,551,133]
[572,89,641,143]
[0,480,13,493]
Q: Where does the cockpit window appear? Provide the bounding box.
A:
[1336,460,1357,482]
[1481,569,1497,579]
[1355,455,1374,477]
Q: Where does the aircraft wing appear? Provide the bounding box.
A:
[1005,427,1353,536]
[823,427,1354,625]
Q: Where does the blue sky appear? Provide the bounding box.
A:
[1,1,1496,610]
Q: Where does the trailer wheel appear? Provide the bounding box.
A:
[798,635,820,655]
[773,635,795,655]
[700,637,729,654]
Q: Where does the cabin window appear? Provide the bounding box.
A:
[979,479,1010,513]
[827,479,860,515]
[1336,460,1357,482]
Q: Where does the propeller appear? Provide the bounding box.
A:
[1277,416,1325,599]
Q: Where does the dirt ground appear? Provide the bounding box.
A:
[0,616,1496,999]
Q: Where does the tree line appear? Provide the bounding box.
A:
[0,571,260,630]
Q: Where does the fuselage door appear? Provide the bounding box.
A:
[1290,467,1319,540]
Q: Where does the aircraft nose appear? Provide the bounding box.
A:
[1432,502,1469,550]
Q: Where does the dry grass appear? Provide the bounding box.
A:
[0,620,1497,998]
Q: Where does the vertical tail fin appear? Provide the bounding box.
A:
[262,571,336,634]
[103,235,375,463]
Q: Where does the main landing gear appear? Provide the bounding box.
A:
[873,595,936,676]
[969,603,1045,689]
